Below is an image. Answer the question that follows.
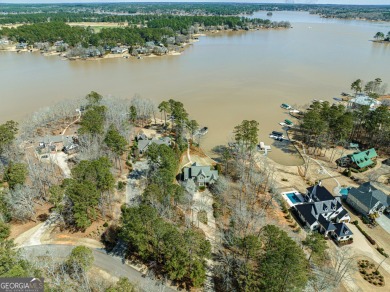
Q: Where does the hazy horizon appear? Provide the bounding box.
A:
[2,1,390,6]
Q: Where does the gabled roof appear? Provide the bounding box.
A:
[360,182,390,207]
[348,188,379,210]
[333,223,353,237]
[336,209,349,220]
[295,203,317,226]
[138,137,171,153]
[349,182,389,210]
[182,162,219,183]
[350,94,381,109]
[318,214,336,231]
[349,148,377,169]
[307,185,335,202]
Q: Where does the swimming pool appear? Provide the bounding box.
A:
[286,193,302,204]
[340,188,349,196]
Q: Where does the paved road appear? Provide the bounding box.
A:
[21,244,175,292]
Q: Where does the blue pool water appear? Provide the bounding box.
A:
[286,193,301,204]
[340,188,349,196]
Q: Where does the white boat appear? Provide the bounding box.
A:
[269,135,285,141]
[281,103,292,110]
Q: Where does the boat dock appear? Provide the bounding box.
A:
[258,142,271,155]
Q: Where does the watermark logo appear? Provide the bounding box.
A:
[0,278,44,292]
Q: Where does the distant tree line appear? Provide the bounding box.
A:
[1,3,389,21]
[0,12,290,29]
[309,5,390,22]
[0,16,290,49]
[0,22,174,48]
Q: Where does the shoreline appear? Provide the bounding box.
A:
[371,40,390,44]
[0,28,287,62]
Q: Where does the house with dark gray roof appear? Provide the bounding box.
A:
[182,162,218,186]
[137,137,171,155]
[333,223,353,242]
[37,135,76,152]
[294,183,352,241]
[346,182,390,215]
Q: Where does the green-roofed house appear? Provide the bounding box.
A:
[338,148,378,170]
[182,162,219,187]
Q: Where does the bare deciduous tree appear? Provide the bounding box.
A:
[5,185,37,222]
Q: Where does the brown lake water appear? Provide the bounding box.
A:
[1,11,390,165]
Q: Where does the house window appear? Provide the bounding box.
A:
[199,182,204,186]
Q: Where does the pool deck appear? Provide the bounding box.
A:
[282,190,306,207]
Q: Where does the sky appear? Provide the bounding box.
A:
[2,1,390,6]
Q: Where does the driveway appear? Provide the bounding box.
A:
[126,160,149,205]
[376,214,390,235]
[21,244,175,292]
[347,224,390,273]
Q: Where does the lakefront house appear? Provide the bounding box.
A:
[337,148,377,170]
[182,162,219,186]
[346,182,390,215]
[294,183,353,242]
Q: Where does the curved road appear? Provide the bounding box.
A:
[21,244,175,292]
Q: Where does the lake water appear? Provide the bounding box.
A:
[1,11,390,165]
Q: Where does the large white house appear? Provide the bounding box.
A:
[294,184,352,242]
[348,94,382,110]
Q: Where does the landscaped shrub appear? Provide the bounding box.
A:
[212,202,222,219]
[362,216,370,224]
[281,201,289,214]
[197,210,208,225]
[366,235,376,245]
[199,186,206,192]
[355,224,376,245]
[117,181,126,191]
[353,220,359,225]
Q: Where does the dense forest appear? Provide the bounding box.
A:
[1,3,389,22]
[0,22,174,47]
[299,79,390,156]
